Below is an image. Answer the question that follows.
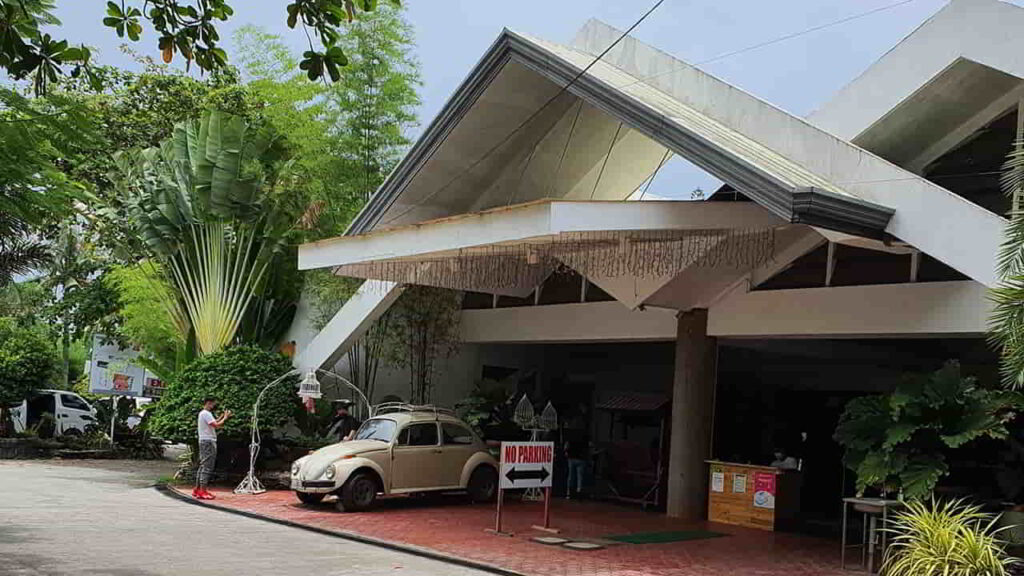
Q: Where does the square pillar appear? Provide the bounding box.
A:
[666,308,717,519]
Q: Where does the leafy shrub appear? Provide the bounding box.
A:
[148,345,298,443]
[883,499,1015,576]
[834,361,1023,499]
[455,379,517,437]
[0,318,57,436]
[108,262,184,379]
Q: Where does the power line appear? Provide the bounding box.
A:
[376,0,923,227]
[621,0,920,92]
[377,0,666,227]
[698,0,918,67]
[638,149,673,201]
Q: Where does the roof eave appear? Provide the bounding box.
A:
[348,30,895,239]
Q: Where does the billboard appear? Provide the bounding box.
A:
[88,334,162,397]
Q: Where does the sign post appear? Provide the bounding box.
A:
[488,441,555,536]
[109,395,117,448]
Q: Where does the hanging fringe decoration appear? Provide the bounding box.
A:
[335,228,776,294]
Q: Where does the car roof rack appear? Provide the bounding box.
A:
[371,402,457,419]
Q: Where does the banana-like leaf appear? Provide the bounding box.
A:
[166,224,273,355]
[110,111,299,356]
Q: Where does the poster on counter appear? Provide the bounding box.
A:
[732,473,747,493]
[753,472,777,509]
[711,469,725,493]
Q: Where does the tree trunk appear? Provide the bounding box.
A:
[61,323,70,389]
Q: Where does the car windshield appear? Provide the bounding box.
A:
[354,418,396,442]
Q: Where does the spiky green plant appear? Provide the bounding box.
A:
[113,110,300,356]
[882,499,1015,576]
[991,138,1024,389]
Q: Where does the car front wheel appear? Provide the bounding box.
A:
[467,466,498,502]
[295,491,325,505]
[338,472,378,512]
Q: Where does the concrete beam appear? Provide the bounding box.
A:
[708,281,988,338]
[299,200,782,271]
[460,300,677,344]
[295,280,404,371]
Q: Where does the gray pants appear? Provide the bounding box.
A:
[197,440,217,488]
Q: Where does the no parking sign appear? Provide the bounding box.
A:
[489,441,556,536]
[499,441,554,490]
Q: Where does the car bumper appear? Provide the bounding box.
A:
[291,478,340,493]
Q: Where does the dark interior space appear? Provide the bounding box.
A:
[713,337,1000,533]
[482,336,1006,529]
[755,243,967,290]
[924,107,1016,216]
[505,342,675,507]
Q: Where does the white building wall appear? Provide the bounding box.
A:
[341,343,544,410]
[458,281,989,343]
[809,0,1024,140]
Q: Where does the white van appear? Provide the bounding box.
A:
[8,390,98,436]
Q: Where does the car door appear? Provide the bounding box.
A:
[390,422,441,491]
[437,423,479,487]
[58,393,95,434]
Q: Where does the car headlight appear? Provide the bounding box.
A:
[291,462,301,477]
[325,465,336,480]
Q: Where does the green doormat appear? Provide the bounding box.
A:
[605,530,727,544]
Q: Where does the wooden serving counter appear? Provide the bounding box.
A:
[706,460,801,531]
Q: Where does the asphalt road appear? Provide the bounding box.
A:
[0,460,488,576]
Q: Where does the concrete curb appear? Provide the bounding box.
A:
[156,484,525,576]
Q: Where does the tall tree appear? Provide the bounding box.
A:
[0,88,92,286]
[113,110,303,356]
[57,60,255,263]
[232,5,421,239]
[325,3,420,217]
[41,222,118,388]
[387,286,462,404]
[233,10,420,401]
[325,5,420,401]
[107,262,183,378]
[1,0,399,95]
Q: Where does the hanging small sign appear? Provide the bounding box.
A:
[732,473,747,493]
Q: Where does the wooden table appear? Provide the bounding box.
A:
[706,460,800,531]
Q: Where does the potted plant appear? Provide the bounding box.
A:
[883,498,1016,575]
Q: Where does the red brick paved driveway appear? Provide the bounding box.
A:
[178,487,848,576]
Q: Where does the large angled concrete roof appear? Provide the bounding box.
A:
[339,9,1007,287]
[348,31,894,240]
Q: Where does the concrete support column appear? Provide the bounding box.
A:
[666,308,718,519]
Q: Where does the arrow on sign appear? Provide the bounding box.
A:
[504,466,550,484]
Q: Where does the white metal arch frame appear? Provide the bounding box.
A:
[234,368,370,495]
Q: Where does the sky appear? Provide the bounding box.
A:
[48,0,997,198]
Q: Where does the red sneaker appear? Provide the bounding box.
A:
[199,489,216,500]
[192,488,201,499]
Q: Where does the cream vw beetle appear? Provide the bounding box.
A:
[291,405,498,511]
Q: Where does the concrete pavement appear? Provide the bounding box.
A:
[0,460,488,576]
